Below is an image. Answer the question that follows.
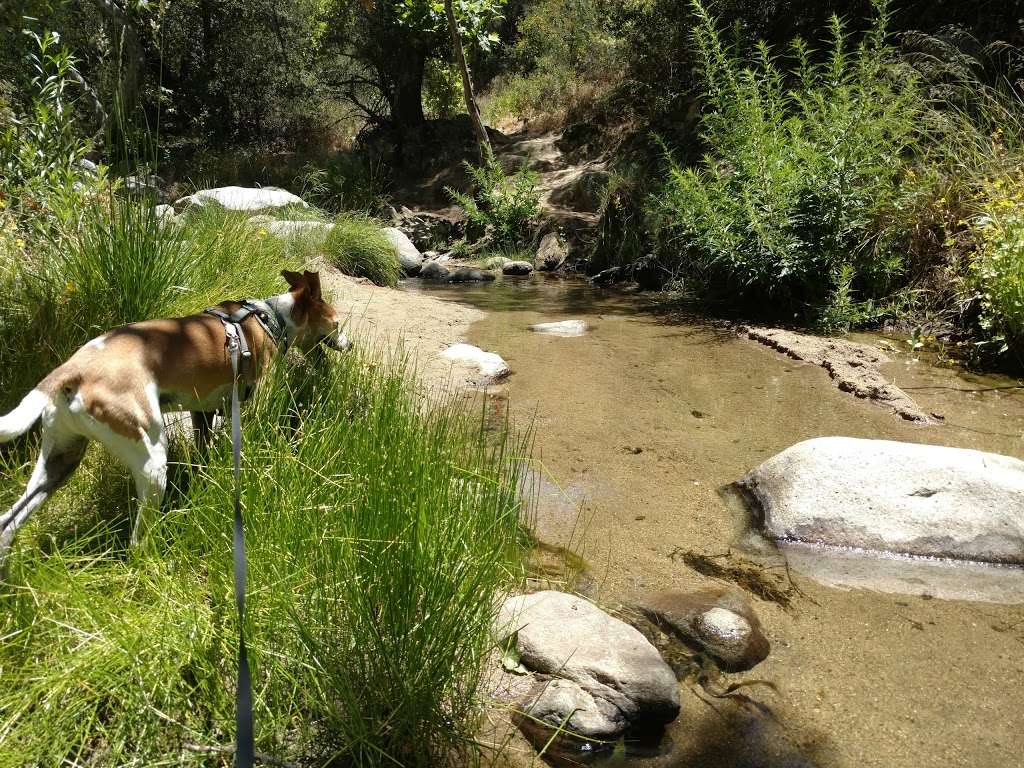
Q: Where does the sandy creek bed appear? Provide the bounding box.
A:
[399,275,1024,768]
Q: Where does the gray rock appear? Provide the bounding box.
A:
[439,344,510,383]
[154,204,177,226]
[548,168,611,212]
[381,227,424,276]
[445,266,495,283]
[390,208,460,251]
[419,261,450,281]
[123,174,166,203]
[502,260,534,276]
[495,591,680,740]
[265,220,335,238]
[638,588,770,671]
[178,186,307,212]
[536,232,568,272]
[522,679,625,741]
[740,437,1024,563]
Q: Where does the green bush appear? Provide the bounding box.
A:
[0,348,528,766]
[648,0,922,327]
[296,152,392,213]
[968,177,1024,356]
[276,214,403,287]
[0,30,105,234]
[446,154,541,247]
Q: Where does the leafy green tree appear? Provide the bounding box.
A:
[322,0,505,131]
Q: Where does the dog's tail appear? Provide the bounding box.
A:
[0,389,49,442]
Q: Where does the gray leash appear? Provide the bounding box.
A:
[213,316,255,768]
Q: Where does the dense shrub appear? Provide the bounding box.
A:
[649,1,922,327]
[968,175,1024,357]
[446,154,541,247]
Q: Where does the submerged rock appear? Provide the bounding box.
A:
[439,343,510,382]
[530,319,588,337]
[744,327,927,421]
[381,227,424,276]
[176,185,306,212]
[740,437,1024,564]
[638,588,770,671]
[495,591,680,741]
[503,260,534,276]
[419,261,450,281]
[445,266,495,283]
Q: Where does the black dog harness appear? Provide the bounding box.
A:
[204,299,288,372]
[202,298,287,768]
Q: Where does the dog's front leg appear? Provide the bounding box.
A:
[190,411,218,448]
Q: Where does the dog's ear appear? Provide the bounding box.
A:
[303,270,322,301]
[281,270,305,291]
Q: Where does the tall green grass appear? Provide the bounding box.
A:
[0,350,529,766]
[1,144,531,765]
[0,200,296,411]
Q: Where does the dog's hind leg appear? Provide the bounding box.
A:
[109,421,166,548]
[0,432,88,564]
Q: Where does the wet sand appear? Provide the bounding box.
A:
[407,276,1024,768]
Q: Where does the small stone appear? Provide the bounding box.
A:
[445,267,495,283]
[638,588,770,671]
[503,260,534,276]
[530,320,587,337]
[419,261,450,281]
[495,591,680,741]
[439,344,510,381]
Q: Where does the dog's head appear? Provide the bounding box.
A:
[281,270,353,353]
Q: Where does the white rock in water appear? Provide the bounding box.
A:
[265,220,335,238]
[440,344,510,380]
[185,186,307,211]
[381,227,424,275]
[530,319,588,337]
[740,437,1024,563]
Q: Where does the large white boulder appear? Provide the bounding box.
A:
[495,591,680,740]
[178,186,307,212]
[740,437,1024,563]
[381,227,424,275]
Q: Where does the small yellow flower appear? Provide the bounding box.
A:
[15,238,25,248]
[65,282,76,293]
[257,228,268,237]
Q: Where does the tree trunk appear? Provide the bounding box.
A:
[389,48,427,130]
[444,0,491,162]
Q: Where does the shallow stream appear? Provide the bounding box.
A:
[406,275,1024,768]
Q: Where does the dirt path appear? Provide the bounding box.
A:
[319,267,490,389]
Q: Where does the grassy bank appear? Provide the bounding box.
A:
[0,347,528,766]
[1,159,529,764]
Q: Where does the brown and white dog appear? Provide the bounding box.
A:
[0,269,350,562]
